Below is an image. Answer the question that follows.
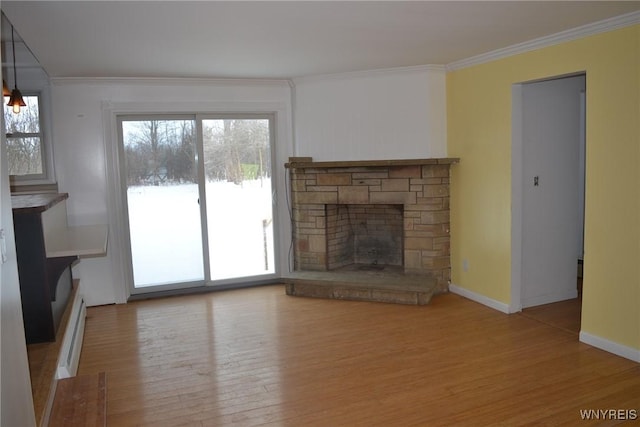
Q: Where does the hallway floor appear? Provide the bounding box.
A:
[520,296,582,335]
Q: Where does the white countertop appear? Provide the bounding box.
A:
[45,224,109,258]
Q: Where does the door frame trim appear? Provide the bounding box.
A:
[510,84,524,313]
[510,72,586,313]
[103,101,290,302]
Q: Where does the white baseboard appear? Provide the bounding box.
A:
[56,289,87,379]
[579,331,640,363]
[522,289,578,309]
[449,284,640,363]
[448,283,512,314]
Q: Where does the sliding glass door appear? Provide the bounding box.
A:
[119,114,276,293]
[201,117,275,280]
[121,117,204,289]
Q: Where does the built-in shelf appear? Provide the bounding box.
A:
[11,192,108,344]
[13,192,108,260]
[11,192,68,212]
[45,224,108,258]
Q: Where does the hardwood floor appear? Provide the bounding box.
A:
[77,285,639,426]
[49,372,107,427]
[520,297,582,335]
[520,278,583,335]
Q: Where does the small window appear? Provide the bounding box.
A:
[3,94,46,177]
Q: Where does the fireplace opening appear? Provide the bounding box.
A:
[326,204,403,272]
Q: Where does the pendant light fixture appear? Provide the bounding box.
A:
[7,25,26,114]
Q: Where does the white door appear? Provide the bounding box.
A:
[521,75,585,308]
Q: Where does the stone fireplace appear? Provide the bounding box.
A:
[283,157,458,304]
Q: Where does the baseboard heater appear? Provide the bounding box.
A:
[56,288,86,379]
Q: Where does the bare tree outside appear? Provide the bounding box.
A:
[122,119,196,186]
[203,119,270,185]
[122,118,270,187]
[3,95,43,176]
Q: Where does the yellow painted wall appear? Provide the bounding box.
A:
[447,25,639,350]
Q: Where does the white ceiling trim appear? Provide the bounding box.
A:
[292,64,446,85]
[446,10,640,71]
[50,76,291,87]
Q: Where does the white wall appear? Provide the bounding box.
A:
[49,68,446,306]
[292,65,447,161]
[1,79,37,426]
[50,78,293,305]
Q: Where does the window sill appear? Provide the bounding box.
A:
[10,182,59,195]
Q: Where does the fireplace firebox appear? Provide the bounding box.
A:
[326,203,404,270]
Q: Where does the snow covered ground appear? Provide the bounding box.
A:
[127,179,275,287]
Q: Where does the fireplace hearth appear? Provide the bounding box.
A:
[283,157,458,305]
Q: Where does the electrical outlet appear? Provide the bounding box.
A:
[462,259,469,272]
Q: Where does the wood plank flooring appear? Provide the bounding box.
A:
[521,296,582,335]
[77,285,639,426]
[49,372,107,427]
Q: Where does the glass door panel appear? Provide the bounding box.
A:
[121,118,205,288]
[201,118,275,280]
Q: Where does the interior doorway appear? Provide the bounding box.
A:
[511,73,586,314]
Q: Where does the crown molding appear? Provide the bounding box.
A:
[50,76,291,87]
[446,10,640,72]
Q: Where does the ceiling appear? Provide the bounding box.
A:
[2,1,639,80]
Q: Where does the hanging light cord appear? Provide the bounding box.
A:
[11,26,18,90]
[7,24,26,113]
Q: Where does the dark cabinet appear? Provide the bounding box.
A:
[12,193,76,343]
[12,193,107,344]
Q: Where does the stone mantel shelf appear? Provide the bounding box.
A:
[285,157,459,169]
